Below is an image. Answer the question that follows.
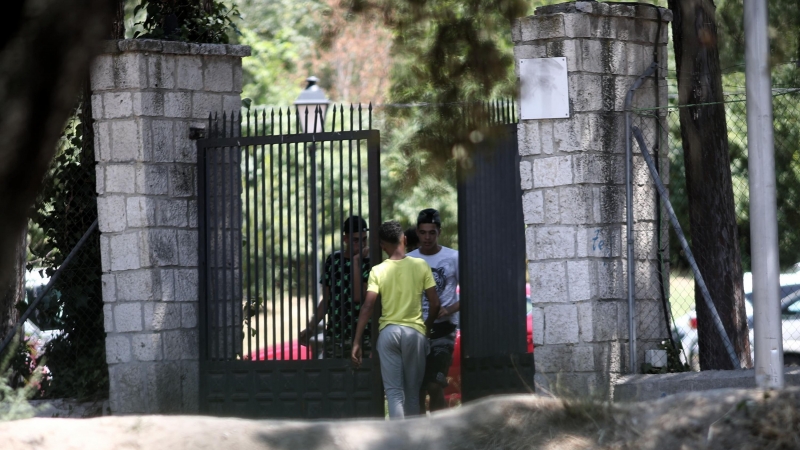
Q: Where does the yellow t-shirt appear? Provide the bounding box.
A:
[367,256,435,336]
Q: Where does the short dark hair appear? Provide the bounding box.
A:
[404,227,419,248]
[378,220,403,245]
[417,208,441,228]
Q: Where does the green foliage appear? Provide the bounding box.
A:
[667,73,800,271]
[717,0,800,69]
[27,108,107,401]
[236,0,326,107]
[380,114,458,247]
[373,0,529,165]
[134,0,240,44]
[0,339,45,421]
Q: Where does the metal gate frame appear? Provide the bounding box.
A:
[457,113,534,402]
[196,108,383,418]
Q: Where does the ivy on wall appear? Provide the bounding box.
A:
[25,100,107,401]
[133,0,240,44]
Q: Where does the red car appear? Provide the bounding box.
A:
[248,284,534,407]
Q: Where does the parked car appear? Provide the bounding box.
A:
[673,270,800,368]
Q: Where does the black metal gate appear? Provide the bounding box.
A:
[196,106,383,418]
[458,106,533,402]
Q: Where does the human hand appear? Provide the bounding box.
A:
[437,306,449,319]
[353,246,369,261]
[351,343,362,369]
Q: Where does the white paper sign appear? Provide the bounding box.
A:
[519,57,570,120]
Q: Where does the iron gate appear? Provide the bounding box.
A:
[458,105,533,401]
[196,106,383,418]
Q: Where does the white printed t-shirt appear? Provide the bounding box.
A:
[407,246,459,325]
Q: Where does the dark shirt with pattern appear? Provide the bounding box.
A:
[320,251,371,358]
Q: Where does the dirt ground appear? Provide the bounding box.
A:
[3,388,799,449]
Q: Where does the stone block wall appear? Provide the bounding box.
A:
[513,1,672,397]
[90,39,249,414]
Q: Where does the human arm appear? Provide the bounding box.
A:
[437,300,459,319]
[350,246,369,304]
[438,255,459,319]
[300,285,329,342]
[351,290,378,369]
[423,286,441,335]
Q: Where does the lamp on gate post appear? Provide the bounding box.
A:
[294,76,330,133]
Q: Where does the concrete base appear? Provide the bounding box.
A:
[614,367,800,402]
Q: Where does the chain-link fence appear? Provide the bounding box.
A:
[2,103,107,401]
[631,85,800,372]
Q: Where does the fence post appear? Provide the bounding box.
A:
[90,39,249,414]
[744,0,784,388]
[512,2,672,397]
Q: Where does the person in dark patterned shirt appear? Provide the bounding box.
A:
[300,215,371,358]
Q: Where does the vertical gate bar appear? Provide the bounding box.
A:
[219,113,229,360]
[355,135,363,368]
[366,129,382,416]
[333,108,340,354]
[338,109,348,356]
[235,113,245,360]
[304,140,312,359]
[356,139,363,284]
[253,112,262,359]
[212,115,220,361]
[213,147,225,360]
[287,135,298,359]
[278,109,286,360]
[286,115,294,361]
[348,132,355,344]
[357,140,363,229]
[197,142,208,411]
[225,112,234,360]
[245,139,252,360]
[334,104,339,133]
[198,140,208,364]
[331,112,339,355]
[321,138,329,359]
[295,117,302,361]
[259,111,267,360]
[308,107,320,361]
[269,140,277,360]
[270,112,277,360]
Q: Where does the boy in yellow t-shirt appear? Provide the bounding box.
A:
[351,220,441,419]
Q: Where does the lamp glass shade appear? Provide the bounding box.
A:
[294,77,330,133]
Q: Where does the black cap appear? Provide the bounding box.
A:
[342,215,369,234]
[417,208,441,227]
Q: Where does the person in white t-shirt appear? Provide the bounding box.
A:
[408,208,459,412]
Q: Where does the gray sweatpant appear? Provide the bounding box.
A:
[376,324,429,419]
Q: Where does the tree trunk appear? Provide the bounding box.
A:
[0,0,111,315]
[0,227,25,344]
[668,0,752,369]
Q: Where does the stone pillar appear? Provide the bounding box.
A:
[90,39,249,414]
[513,2,671,397]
